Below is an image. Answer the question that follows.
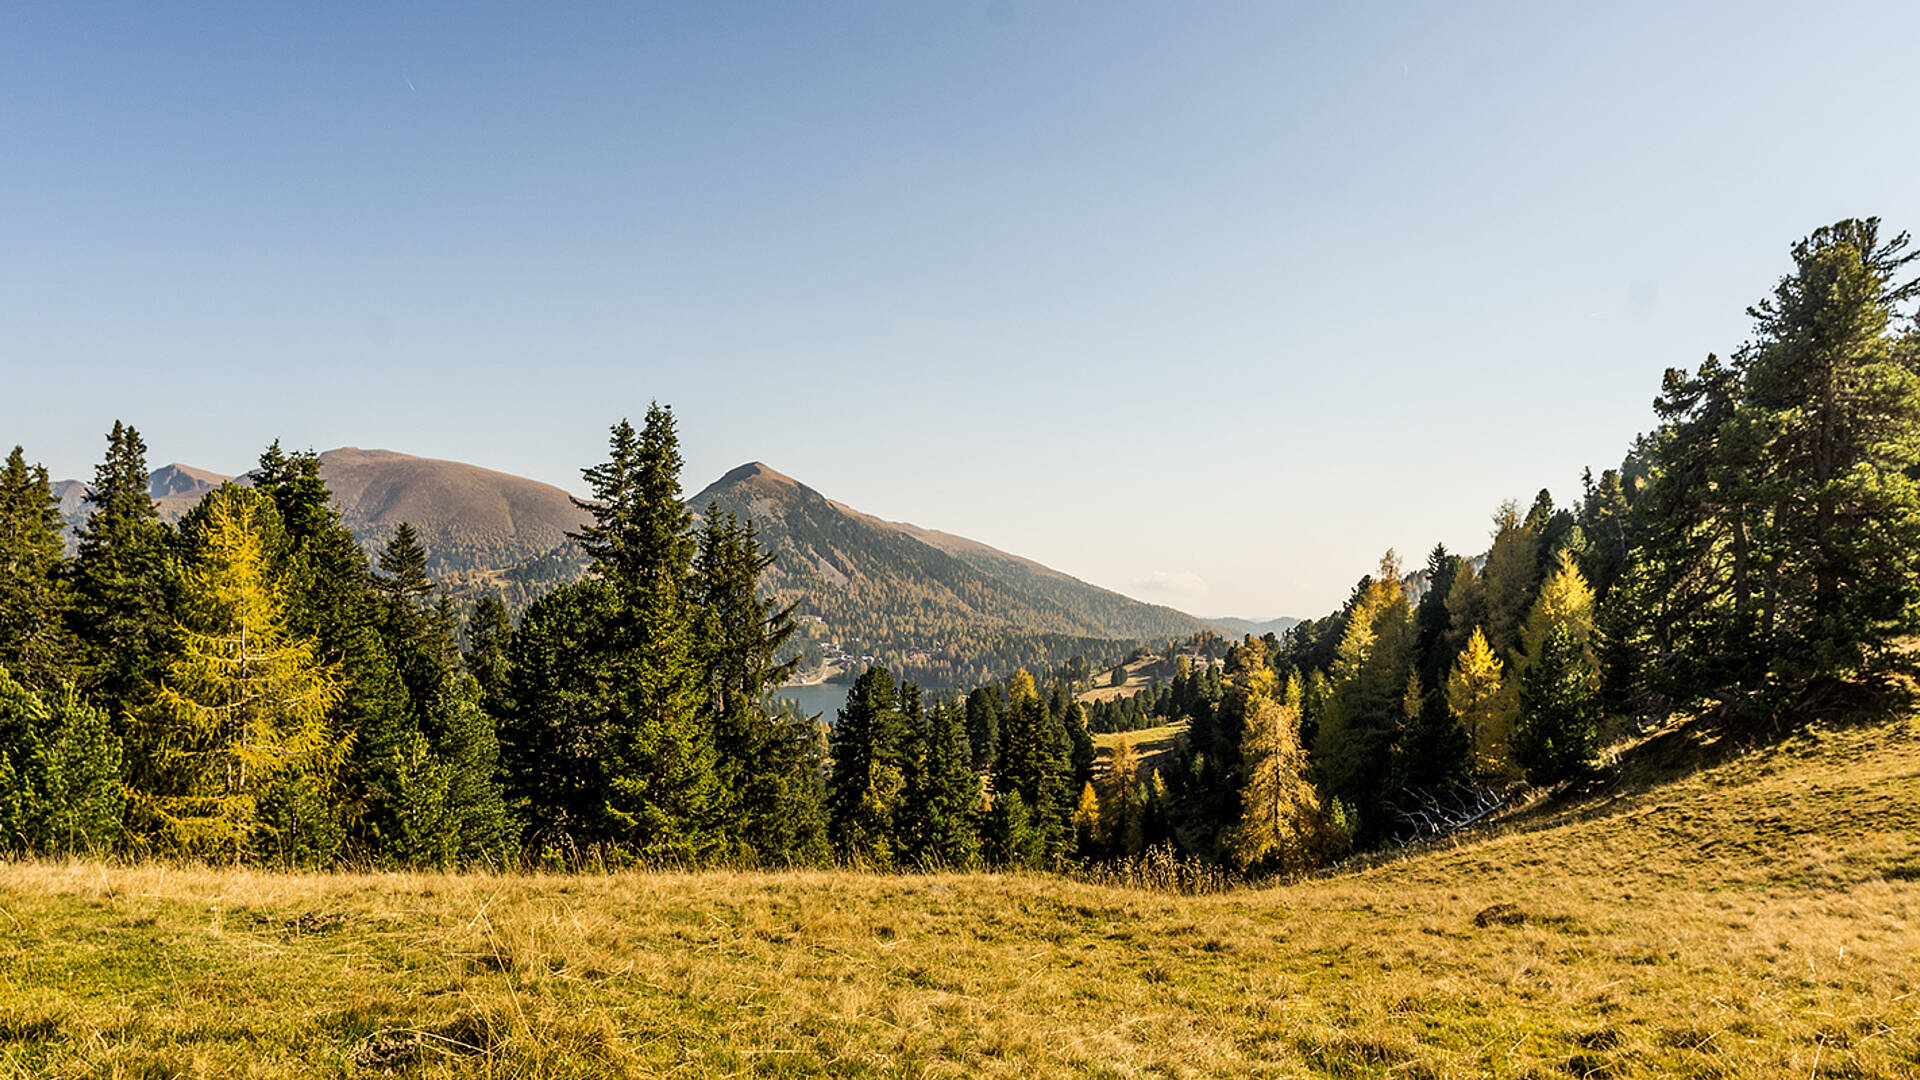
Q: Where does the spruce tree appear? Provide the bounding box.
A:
[693,506,822,862]
[964,685,1001,771]
[71,421,175,716]
[553,408,724,861]
[900,698,980,868]
[826,666,905,866]
[0,447,80,692]
[1514,624,1601,785]
[463,595,514,716]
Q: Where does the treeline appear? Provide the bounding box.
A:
[0,406,825,864]
[1076,216,1920,866]
[3,218,1916,875]
[918,217,1920,872]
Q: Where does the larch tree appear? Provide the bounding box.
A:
[1226,668,1320,873]
[1446,626,1517,779]
[127,488,346,862]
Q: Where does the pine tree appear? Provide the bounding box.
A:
[1739,219,1920,679]
[0,447,80,692]
[126,488,347,861]
[71,421,175,715]
[1445,627,1517,779]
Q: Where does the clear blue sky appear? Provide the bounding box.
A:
[5,2,1916,618]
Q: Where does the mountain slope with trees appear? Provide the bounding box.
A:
[689,461,1214,685]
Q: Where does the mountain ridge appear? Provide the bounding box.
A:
[55,449,1259,684]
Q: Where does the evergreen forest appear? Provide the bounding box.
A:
[3,218,1918,875]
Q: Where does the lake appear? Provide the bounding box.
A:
[769,682,848,721]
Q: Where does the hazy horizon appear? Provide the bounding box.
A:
[7,2,1917,618]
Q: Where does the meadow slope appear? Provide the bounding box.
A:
[2,700,1917,1078]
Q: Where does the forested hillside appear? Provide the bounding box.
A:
[2,217,1917,881]
[691,462,1212,685]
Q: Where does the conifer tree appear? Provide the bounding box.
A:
[1479,502,1543,659]
[1739,219,1920,679]
[826,666,906,867]
[964,685,1002,771]
[71,421,175,715]
[127,488,347,861]
[900,698,980,868]
[693,506,823,861]
[1317,552,1413,840]
[1522,551,1597,664]
[0,668,125,853]
[463,595,514,715]
[0,447,80,692]
[1413,543,1462,690]
[1098,738,1145,856]
[500,579,621,841]
[545,408,723,860]
[1514,624,1600,784]
[1071,781,1103,857]
[981,788,1045,869]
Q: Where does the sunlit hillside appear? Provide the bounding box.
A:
[5,692,1915,1078]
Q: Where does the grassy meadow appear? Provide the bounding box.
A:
[3,698,1918,1078]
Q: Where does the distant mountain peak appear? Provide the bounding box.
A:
[148,462,230,500]
[691,461,818,505]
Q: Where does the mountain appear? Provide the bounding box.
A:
[690,462,1214,686]
[54,462,232,543]
[1206,616,1302,638]
[54,451,589,604]
[53,448,1219,686]
[315,448,588,577]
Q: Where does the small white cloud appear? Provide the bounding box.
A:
[1133,569,1210,597]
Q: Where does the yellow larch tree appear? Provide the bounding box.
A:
[128,488,347,859]
[1227,670,1322,873]
[1445,626,1518,778]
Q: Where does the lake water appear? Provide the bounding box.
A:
[770,682,848,721]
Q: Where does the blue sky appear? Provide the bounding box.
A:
[5,2,1917,618]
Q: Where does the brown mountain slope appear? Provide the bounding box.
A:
[315,448,589,575]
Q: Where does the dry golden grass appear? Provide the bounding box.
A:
[4,701,1919,1078]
